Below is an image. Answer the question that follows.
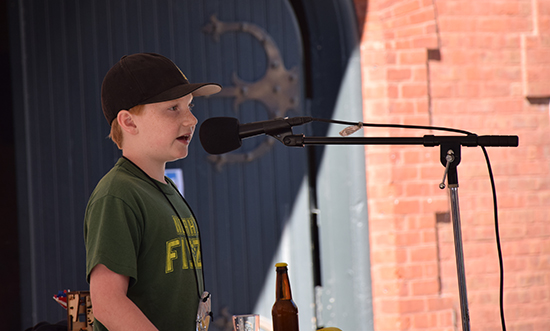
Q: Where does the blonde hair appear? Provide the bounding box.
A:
[109,104,145,149]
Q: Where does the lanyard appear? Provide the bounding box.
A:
[122,156,204,299]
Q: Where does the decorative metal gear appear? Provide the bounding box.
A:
[203,15,300,168]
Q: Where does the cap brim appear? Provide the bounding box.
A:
[142,82,222,105]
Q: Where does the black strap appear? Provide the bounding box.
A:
[122,156,204,299]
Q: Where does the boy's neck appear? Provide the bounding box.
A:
[122,152,167,184]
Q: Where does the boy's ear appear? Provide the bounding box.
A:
[117,110,138,134]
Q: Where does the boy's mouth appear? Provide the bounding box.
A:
[177,134,192,143]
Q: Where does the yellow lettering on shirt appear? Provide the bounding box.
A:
[172,216,184,235]
[191,238,202,268]
[165,238,181,273]
[166,216,202,272]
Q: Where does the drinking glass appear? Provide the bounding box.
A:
[232,314,260,331]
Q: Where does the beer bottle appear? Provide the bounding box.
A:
[272,262,299,331]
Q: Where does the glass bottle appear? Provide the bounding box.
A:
[272,262,299,331]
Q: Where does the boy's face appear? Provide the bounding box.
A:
[132,93,197,163]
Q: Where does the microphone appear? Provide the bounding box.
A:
[199,116,313,154]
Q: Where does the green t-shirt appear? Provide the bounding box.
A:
[84,158,204,330]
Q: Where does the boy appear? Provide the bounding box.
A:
[84,53,221,330]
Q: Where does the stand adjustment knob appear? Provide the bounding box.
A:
[439,150,455,189]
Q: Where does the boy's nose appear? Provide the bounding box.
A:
[183,111,198,126]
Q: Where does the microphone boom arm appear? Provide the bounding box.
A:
[280,134,519,148]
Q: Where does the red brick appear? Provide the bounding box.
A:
[361,1,550,329]
[437,310,455,328]
[399,50,427,64]
[374,280,409,297]
[402,182,430,197]
[412,66,428,81]
[457,83,481,98]
[392,165,420,180]
[430,83,455,98]
[426,297,453,311]
[540,1,550,15]
[395,25,426,38]
[392,0,421,17]
[393,199,422,214]
[407,215,436,230]
[491,1,523,15]
[364,85,388,98]
[384,30,397,41]
[432,1,463,15]
[387,84,399,97]
[394,39,412,49]
[438,17,477,32]
[421,229,437,244]
[371,247,409,264]
[399,264,425,279]
[411,279,440,295]
[374,315,411,331]
[477,17,531,33]
[422,198,449,214]
[412,35,439,48]
[375,265,400,279]
[443,50,471,65]
[387,68,412,81]
[401,83,428,97]
[409,7,436,25]
[411,312,439,328]
[395,231,423,246]
[410,246,438,262]
[399,298,426,313]
[372,233,397,246]
[423,22,438,34]
[387,15,412,30]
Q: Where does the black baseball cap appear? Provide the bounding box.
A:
[101,53,221,124]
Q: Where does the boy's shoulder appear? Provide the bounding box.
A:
[90,158,149,200]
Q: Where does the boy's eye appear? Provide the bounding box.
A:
[168,104,193,111]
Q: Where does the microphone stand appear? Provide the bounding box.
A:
[272,132,519,331]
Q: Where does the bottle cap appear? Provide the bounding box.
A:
[275,262,288,268]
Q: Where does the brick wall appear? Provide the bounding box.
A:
[354,0,550,330]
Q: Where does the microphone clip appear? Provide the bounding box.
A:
[281,134,305,147]
[257,117,296,143]
[240,116,311,146]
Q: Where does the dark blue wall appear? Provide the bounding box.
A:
[7,0,364,329]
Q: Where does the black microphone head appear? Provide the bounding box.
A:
[199,117,242,154]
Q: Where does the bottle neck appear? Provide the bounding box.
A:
[275,267,293,300]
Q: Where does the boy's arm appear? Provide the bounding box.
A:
[89,264,158,331]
